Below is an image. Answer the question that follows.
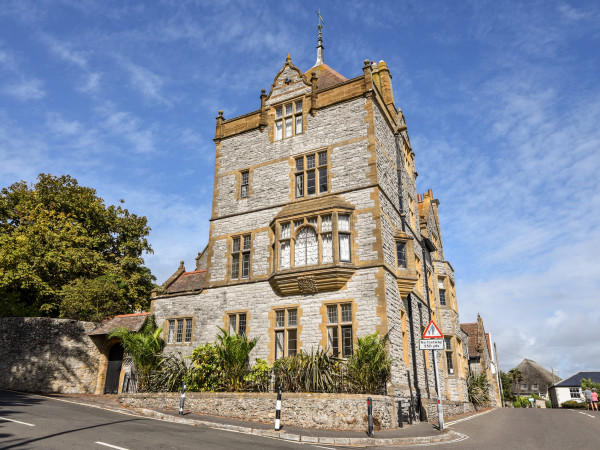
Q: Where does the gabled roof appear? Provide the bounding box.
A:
[308,63,347,90]
[553,371,600,387]
[89,312,150,336]
[166,270,207,294]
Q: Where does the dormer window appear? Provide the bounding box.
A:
[275,100,303,141]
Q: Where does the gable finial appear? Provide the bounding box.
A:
[315,10,324,66]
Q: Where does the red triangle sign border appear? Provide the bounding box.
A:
[422,320,443,339]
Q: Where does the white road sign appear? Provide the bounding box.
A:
[419,339,444,350]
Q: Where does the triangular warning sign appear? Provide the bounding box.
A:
[422,320,443,339]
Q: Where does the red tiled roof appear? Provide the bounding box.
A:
[166,270,207,294]
[308,63,348,90]
[89,312,150,336]
[460,323,479,358]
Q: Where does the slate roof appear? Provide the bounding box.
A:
[89,312,151,336]
[308,63,348,90]
[553,371,600,387]
[166,270,207,294]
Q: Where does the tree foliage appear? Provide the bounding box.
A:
[346,332,392,394]
[499,370,515,402]
[0,174,154,319]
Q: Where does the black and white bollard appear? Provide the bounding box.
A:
[367,397,374,437]
[275,386,282,431]
[179,381,186,415]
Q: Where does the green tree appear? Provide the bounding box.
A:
[499,370,515,402]
[109,315,164,392]
[0,174,154,319]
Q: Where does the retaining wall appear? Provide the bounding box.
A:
[120,392,398,431]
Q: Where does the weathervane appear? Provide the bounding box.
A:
[315,10,325,66]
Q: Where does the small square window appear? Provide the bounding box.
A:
[341,304,352,323]
[318,152,327,166]
[307,154,315,169]
[232,237,240,252]
[327,305,338,324]
[276,310,285,328]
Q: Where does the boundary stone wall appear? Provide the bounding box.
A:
[120,392,397,431]
[0,317,103,393]
[422,398,474,421]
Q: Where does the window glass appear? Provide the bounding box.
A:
[308,217,317,227]
[295,174,304,198]
[438,279,445,289]
[242,253,250,278]
[294,220,303,229]
[319,168,328,192]
[295,115,303,134]
[307,170,316,195]
[445,337,452,349]
[185,319,193,343]
[285,104,293,116]
[318,152,327,166]
[446,352,454,374]
[281,223,290,239]
[306,154,316,169]
[231,254,240,279]
[176,320,184,343]
[396,241,406,268]
[328,326,338,354]
[276,107,282,119]
[238,314,247,336]
[243,235,251,250]
[295,158,304,171]
[327,305,338,324]
[285,118,293,137]
[295,227,317,267]
[341,304,352,323]
[232,237,240,252]
[280,241,290,269]
[321,233,333,263]
[339,234,351,262]
[288,329,297,356]
[342,326,353,358]
[287,309,297,327]
[439,290,446,306]
[275,121,282,140]
[321,215,332,231]
[338,214,350,231]
[229,315,236,335]
[295,100,302,112]
[275,331,284,360]
[276,310,285,328]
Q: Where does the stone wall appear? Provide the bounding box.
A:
[422,398,474,421]
[120,392,398,431]
[0,317,102,393]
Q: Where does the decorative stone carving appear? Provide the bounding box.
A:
[298,276,318,293]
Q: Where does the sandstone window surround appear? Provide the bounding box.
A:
[295,150,328,198]
[274,307,298,360]
[438,278,447,306]
[166,317,193,344]
[230,234,251,280]
[394,230,418,298]
[275,99,303,141]
[227,311,247,336]
[326,302,353,358]
[240,170,249,199]
[269,196,357,296]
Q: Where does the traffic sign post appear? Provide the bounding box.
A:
[422,319,444,430]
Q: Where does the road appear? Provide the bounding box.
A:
[0,390,324,449]
[2,389,599,449]
[401,408,600,449]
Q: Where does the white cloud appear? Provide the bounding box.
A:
[2,78,45,100]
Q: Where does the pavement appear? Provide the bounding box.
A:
[41,392,493,447]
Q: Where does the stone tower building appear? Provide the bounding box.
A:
[151,30,470,415]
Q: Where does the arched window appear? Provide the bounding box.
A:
[294,227,318,266]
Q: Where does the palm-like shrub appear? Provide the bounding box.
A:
[346,332,392,394]
[108,315,164,392]
[150,352,189,392]
[216,328,259,391]
[467,371,490,410]
[274,349,340,392]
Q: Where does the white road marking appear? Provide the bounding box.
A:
[577,411,596,418]
[95,442,130,450]
[445,408,495,427]
[403,431,469,447]
[0,416,36,426]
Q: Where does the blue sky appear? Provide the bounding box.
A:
[1,0,599,377]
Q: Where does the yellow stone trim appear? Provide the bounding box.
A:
[221,309,251,337]
[318,299,357,355]
[267,304,303,364]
